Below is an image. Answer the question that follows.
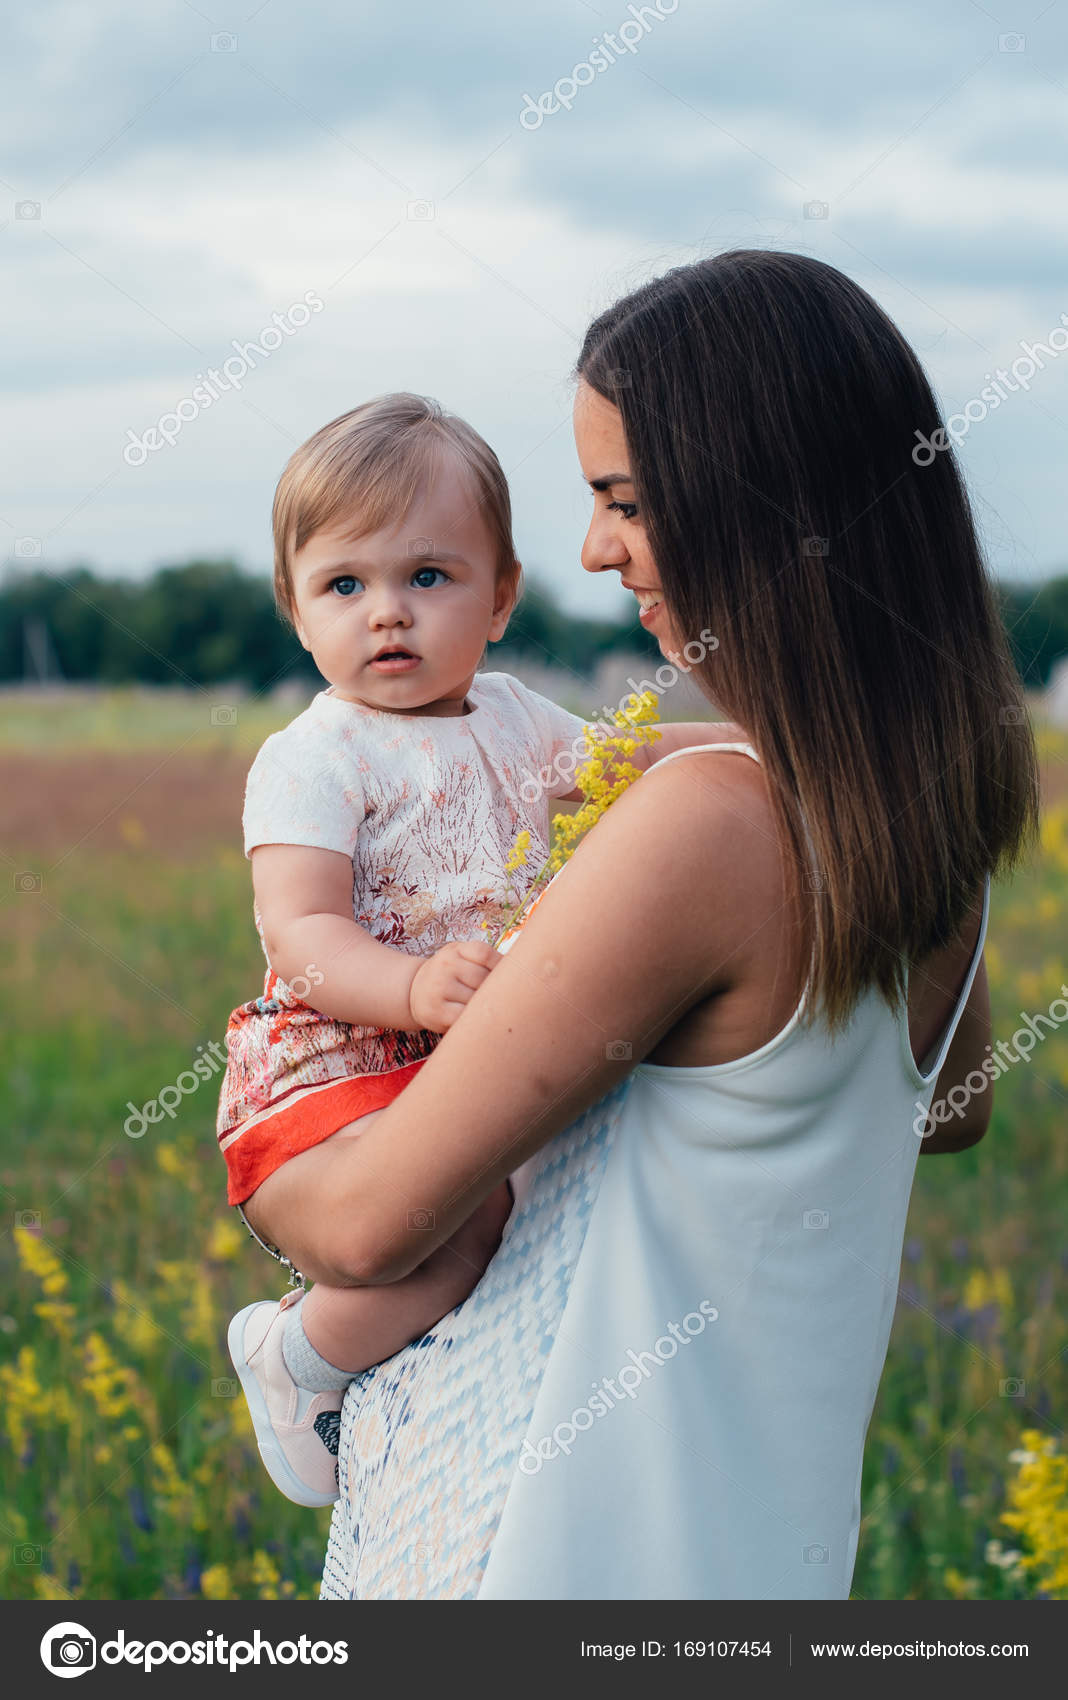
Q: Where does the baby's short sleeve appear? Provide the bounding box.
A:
[242,723,365,858]
[496,674,593,800]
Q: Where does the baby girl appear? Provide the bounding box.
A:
[218,392,722,1506]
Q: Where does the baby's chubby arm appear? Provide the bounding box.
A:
[250,843,500,1033]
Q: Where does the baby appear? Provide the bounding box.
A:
[219,392,722,1506]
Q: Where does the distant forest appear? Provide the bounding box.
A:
[2,558,1067,693]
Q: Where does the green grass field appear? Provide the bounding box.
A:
[2,687,1066,1601]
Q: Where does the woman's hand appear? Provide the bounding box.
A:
[408,940,501,1032]
[440,1178,514,1268]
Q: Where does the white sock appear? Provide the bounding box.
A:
[280,1296,352,1392]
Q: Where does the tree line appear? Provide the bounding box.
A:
[2,559,1066,692]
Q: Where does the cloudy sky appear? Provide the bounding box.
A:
[3,0,1066,620]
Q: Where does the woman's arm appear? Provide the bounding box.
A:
[918,956,993,1153]
[244,753,769,1288]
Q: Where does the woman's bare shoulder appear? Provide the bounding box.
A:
[577,746,786,984]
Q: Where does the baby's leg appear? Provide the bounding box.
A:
[283,1109,512,1377]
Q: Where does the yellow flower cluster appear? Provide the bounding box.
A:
[15,1224,69,1295]
[961,1268,1014,1313]
[83,1331,141,1423]
[152,1439,198,1526]
[200,1562,234,1600]
[545,690,661,872]
[484,691,662,944]
[0,1344,45,1457]
[13,1227,79,1340]
[1001,1429,1068,1596]
[11,1140,329,1600]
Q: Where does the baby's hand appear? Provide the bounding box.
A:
[408,940,501,1033]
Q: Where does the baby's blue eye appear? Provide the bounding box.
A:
[330,576,360,596]
[412,567,448,588]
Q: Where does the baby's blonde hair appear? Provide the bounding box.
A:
[272,393,522,624]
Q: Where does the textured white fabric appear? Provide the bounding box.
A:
[320,741,991,1600]
[242,670,588,952]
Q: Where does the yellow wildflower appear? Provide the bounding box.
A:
[943,1566,981,1598]
[503,829,531,875]
[200,1563,234,1600]
[485,691,662,945]
[206,1216,245,1262]
[111,1281,162,1356]
[15,1225,69,1296]
[0,1344,43,1454]
[961,1268,1013,1313]
[251,1549,281,1598]
[33,1300,77,1342]
[156,1144,183,1177]
[185,1280,219,1351]
[151,1440,194,1522]
[1001,1428,1068,1597]
[82,1332,138,1422]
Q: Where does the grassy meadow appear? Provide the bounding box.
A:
[2,686,1067,1601]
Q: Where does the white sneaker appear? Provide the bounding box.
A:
[227,1295,346,1507]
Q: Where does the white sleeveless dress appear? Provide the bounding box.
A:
[320,742,990,1600]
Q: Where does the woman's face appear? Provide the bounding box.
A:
[572,377,684,661]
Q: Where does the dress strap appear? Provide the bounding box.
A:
[905,871,992,1085]
[650,739,761,769]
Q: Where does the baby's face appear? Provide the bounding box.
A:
[289,464,516,716]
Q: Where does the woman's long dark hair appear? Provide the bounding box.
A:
[576,249,1040,1033]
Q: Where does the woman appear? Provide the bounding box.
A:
[244,249,1039,1599]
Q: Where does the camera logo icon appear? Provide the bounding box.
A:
[406,537,434,557]
[803,1208,829,1230]
[803,200,829,220]
[210,31,238,51]
[210,704,238,727]
[407,1207,435,1229]
[15,201,41,220]
[406,201,434,220]
[606,1040,632,1060]
[998,705,1025,726]
[15,537,42,557]
[803,1542,829,1564]
[40,1621,97,1678]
